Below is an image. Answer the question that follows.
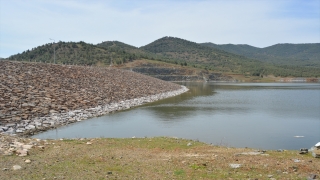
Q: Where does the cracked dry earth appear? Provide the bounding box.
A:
[1,136,319,180]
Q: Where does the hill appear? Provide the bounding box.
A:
[97,41,138,51]
[8,41,139,66]
[141,37,320,77]
[200,43,320,68]
[97,41,171,62]
[8,40,169,67]
[140,37,261,72]
[6,37,320,78]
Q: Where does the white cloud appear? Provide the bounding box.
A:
[0,0,319,57]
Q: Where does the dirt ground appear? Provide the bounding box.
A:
[1,135,319,180]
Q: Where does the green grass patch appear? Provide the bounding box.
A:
[174,169,185,176]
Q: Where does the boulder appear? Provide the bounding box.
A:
[311,148,320,158]
[311,142,320,158]
[22,144,33,150]
[299,148,308,154]
[229,164,241,168]
[17,149,28,156]
[12,165,22,170]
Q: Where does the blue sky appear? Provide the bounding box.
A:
[0,0,319,58]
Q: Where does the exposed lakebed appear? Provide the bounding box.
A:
[33,82,320,150]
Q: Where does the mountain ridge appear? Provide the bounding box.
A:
[7,37,320,78]
[200,42,320,67]
[139,37,319,77]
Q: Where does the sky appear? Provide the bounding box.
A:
[0,0,319,58]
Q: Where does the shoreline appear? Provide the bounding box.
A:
[1,86,189,137]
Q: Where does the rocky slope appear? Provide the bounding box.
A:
[0,61,187,135]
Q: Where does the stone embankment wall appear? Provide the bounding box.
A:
[0,61,188,136]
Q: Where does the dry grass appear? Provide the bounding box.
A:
[1,136,319,180]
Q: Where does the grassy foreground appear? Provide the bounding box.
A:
[1,137,319,180]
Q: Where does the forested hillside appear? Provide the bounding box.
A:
[97,41,172,62]
[140,37,258,72]
[7,37,320,78]
[8,41,139,66]
[141,37,320,77]
[201,43,320,68]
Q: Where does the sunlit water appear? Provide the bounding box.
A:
[33,82,320,150]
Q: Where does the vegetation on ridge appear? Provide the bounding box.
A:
[201,42,320,68]
[8,41,139,66]
[141,37,320,77]
[140,37,265,72]
[7,37,320,78]
[97,40,176,63]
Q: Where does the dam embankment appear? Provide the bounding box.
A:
[0,61,188,136]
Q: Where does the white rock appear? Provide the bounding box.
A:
[229,164,241,168]
[25,125,36,130]
[12,165,22,170]
[17,149,28,156]
[293,159,301,162]
[25,159,31,163]
[22,145,33,149]
[16,129,24,133]
[3,151,13,156]
[1,126,8,131]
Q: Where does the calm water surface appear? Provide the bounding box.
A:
[33,82,320,150]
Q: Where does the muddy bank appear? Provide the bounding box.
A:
[0,61,188,136]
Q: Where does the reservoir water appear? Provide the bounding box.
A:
[33,82,320,150]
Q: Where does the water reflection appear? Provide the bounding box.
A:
[146,82,215,106]
[147,106,197,120]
